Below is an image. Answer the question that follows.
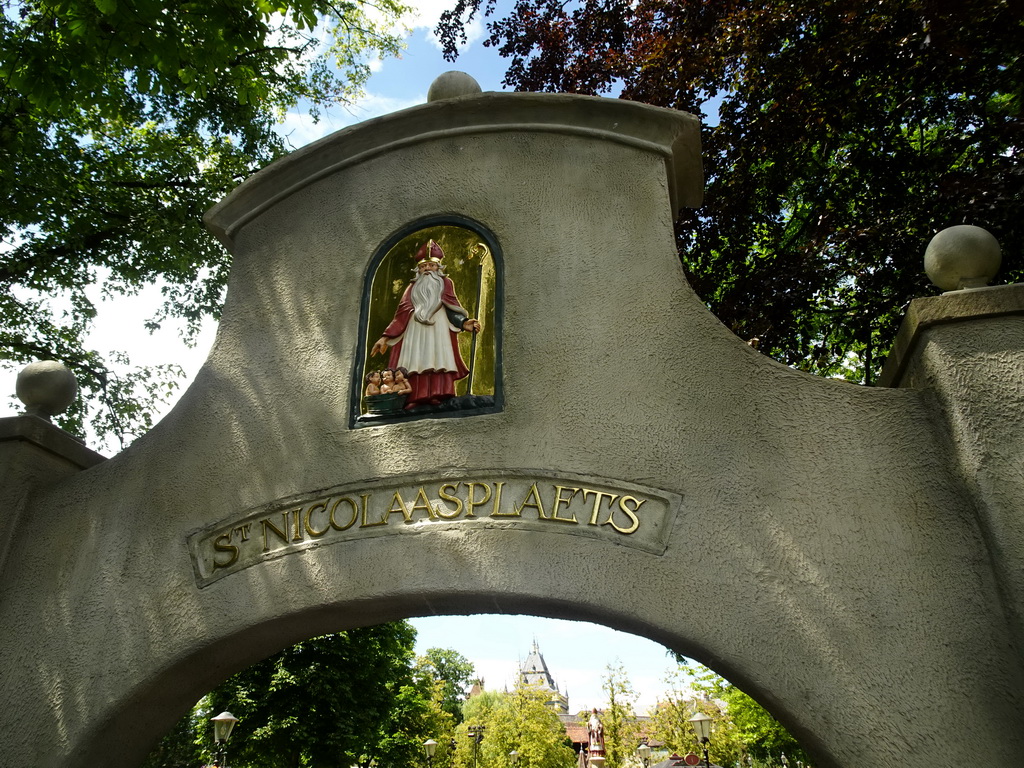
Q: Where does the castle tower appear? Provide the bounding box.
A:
[520,640,569,714]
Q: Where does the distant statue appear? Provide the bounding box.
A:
[588,709,605,754]
[371,239,481,408]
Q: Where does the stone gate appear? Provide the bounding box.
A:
[2,73,1022,767]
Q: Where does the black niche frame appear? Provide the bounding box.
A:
[349,214,505,428]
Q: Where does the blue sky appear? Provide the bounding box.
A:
[276,2,514,146]
[411,614,684,714]
[1,4,689,714]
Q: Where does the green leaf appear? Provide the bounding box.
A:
[0,0,406,447]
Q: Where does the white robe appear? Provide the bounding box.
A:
[395,306,461,373]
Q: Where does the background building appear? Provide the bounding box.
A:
[520,641,570,714]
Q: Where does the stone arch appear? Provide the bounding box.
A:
[77,588,818,768]
[2,84,1022,768]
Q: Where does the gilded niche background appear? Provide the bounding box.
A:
[357,223,498,422]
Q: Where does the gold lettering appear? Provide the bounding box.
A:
[582,489,619,525]
[213,478,651,573]
[466,482,492,518]
[515,482,549,519]
[603,495,645,534]
[261,513,290,551]
[330,497,358,531]
[551,485,580,523]
[361,493,386,527]
[304,502,330,538]
[490,481,517,516]
[409,487,439,520]
[382,490,413,524]
[212,533,238,570]
[435,483,464,519]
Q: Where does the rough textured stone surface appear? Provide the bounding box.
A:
[0,416,105,578]
[884,284,1024,670]
[878,282,1024,387]
[1,91,1022,768]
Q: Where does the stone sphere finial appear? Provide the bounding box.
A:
[924,225,1001,292]
[16,361,79,421]
[427,71,482,102]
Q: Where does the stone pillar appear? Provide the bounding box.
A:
[880,226,1024,652]
[0,363,105,573]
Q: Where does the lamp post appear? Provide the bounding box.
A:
[210,711,239,768]
[688,712,712,768]
[425,738,438,768]
[510,749,520,768]
[468,724,486,768]
[637,740,651,768]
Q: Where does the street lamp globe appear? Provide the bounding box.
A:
[637,740,651,768]
[688,712,712,743]
[688,712,713,768]
[211,712,239,744]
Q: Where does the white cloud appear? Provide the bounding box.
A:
[276,88,426,151]
[472,656,520,692]
[402,0,460,30]
[401,0,486,50]
[347,91,426,120]
[423,13,485,51]
[277,110,345,150]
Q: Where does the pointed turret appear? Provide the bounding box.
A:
[519,641,569,713]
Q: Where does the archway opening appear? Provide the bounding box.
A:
[138,613,814,768]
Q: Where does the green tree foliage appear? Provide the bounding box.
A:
[461,688,507,731]
[645,675,694,759]
[436,0,1023,384]
[0,0,405,446]
[423,647,477,723]
[457,686,575,768]
[598,663,640,768]
[140,705,204,768]
[650,666,744,767]
[718,687,806,766]
[203,622,424,767]
[649,664,809,767]
[374,653,456,768]
[142,622,454,768]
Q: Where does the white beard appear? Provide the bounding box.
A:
[411,270,444,324]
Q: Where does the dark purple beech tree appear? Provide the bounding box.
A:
[438,0,1023,383]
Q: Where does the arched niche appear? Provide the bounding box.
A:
[353,217,504,426]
